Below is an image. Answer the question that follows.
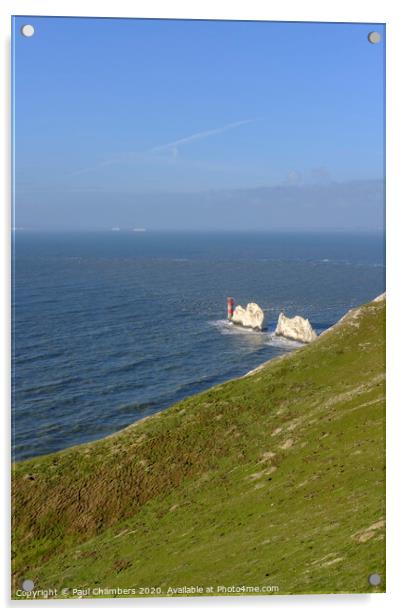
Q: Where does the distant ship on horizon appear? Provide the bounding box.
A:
[110,226,147,232]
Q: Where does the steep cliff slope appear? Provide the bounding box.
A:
[12,295,385,597]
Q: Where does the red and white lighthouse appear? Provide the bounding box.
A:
[227,297,234,321]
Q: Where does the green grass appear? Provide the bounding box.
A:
[11,296,385,598]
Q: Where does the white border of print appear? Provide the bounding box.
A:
[1,1,401,615]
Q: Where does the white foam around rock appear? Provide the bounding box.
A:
[275,312,317,343]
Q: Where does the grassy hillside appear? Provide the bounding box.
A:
[12,295,385,598]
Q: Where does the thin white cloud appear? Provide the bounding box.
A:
[149,119,256,155]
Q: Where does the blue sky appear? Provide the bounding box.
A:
[12,17,385,230]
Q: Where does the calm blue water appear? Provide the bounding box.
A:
[12,231,385,461]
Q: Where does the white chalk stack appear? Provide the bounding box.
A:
[275,312,317,343]
[227,298,317,342]
[231,303,264,331]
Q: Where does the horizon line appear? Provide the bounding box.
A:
[12,227,385,234]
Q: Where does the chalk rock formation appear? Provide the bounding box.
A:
[275,312,317,343]
[232,303,264,331]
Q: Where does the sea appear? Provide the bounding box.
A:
[12,230,385,461]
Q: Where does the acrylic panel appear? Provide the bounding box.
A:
[11,16,385,599]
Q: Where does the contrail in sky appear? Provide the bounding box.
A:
[70,118,257,176]
[149,119,256,154]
